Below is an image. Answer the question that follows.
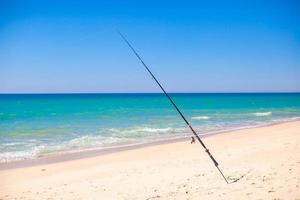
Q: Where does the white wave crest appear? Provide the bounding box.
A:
[0,145,46,163]
[107,127,173,135]
[253,112,272,116]
[135,127,172,133]
[192,116,210,120]
[66,135,120,148]
[0,127,178,163]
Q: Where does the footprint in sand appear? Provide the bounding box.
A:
[194,173,205,177]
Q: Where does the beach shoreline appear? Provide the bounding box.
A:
[1,120,300,199]
[1,118,300,170]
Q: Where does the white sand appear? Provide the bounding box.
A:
[1,121,300,200]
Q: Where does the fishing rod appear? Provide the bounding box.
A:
[118,31,228,184]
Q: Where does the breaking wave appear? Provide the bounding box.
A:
[2,117,300,163]
[253,112,272,116]
[0,145,46,163]
[192,116,210,120]
[0,127,179,163]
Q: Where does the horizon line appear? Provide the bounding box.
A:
[0,91,300,95]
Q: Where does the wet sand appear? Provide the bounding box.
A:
[1,121,300,199]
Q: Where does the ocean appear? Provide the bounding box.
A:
[0,93,299,163]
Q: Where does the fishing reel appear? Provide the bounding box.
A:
[190,137,195,144]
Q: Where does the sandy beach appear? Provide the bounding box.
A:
[1,121,300,200]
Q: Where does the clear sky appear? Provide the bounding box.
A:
[0,0,299,93]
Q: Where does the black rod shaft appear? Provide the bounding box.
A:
[118,31,228,184]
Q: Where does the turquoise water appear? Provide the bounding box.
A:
[1,93,300,162]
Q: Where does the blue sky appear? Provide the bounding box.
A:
[0,0,299,93]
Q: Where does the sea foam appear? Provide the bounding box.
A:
[192,116,210,120]
[0,145,46,163]
[253,112,272,116]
